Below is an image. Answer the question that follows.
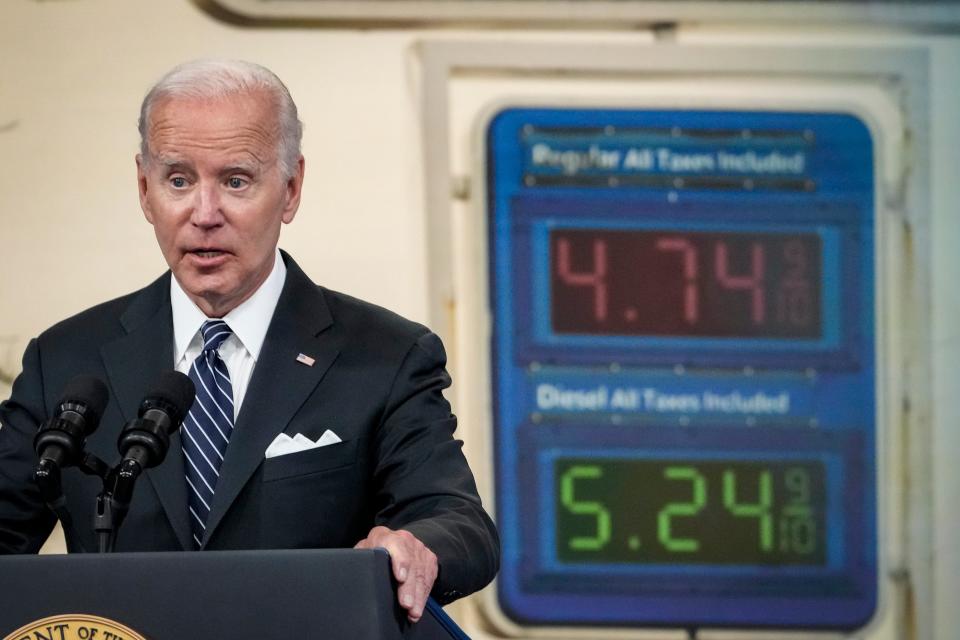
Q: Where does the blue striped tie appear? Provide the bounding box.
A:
[182,320,235,548]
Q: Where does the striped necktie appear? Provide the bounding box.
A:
[182,320,235,548]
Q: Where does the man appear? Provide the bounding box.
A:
[0,60,499,622]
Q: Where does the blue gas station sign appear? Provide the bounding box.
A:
[486,108,877,630]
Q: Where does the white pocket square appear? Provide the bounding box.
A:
[265,430,342,459]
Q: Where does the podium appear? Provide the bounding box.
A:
[0,549,469,639]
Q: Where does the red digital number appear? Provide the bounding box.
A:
[655,237,699,325]
[776,239,814,327]
[556,237,609,322]
[715,241,766,325]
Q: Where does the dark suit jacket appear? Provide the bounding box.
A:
[0,253,499,603]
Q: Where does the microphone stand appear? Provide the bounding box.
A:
[96,409,178,553]
[94,459,145,554]
[33,440,135,554]
[48,372,192,554]
[35,452,110,554]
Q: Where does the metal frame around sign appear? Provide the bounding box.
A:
[414,38,930,638]
[198,1,960,31]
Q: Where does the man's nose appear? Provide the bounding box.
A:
[191,182,224,227]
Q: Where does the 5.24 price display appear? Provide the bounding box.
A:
[555,458,826,565]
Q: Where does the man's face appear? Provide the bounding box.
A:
[137,91,303,318]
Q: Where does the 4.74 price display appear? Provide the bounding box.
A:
[555,458,826,564]
[550,229,823,339]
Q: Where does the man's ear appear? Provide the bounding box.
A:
[281,155,305,225]
[136,154,154,224]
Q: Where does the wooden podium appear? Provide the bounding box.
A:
[0,549,469,639]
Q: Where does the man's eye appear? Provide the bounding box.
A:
[227,176,248,189]
[170,176,187,188]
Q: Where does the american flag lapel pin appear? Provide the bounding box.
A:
[296,353,316,367]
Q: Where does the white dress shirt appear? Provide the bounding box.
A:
[170,250,287,419]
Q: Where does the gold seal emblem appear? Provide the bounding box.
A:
[3,614,147,640]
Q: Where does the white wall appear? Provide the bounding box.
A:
[927,38,960,640]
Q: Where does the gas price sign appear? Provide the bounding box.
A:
[486,109,877,631]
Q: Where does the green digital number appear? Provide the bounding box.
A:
[780,467,817,554]
[560,465,612,551]
[779,512,817,554]
[784,466,811,505]
[658,466,706,552]
[723,469,773,552]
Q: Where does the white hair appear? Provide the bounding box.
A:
[138,59,303,179]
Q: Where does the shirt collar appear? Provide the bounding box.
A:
[170,250,287,363]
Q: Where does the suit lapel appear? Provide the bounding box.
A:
[100,273,194,550]
[202,255,338,546]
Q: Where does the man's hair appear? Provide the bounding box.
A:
[138,59,303,179]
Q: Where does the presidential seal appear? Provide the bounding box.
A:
[3,614,147,640]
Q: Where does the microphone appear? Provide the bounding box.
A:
[116,370,195,472]
[34,375,110,469]
[94,371,194,552]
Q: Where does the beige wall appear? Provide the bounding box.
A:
[0,0,431,397]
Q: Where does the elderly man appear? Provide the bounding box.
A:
[0,60,499,622]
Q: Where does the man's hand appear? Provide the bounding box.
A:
[354,525,439,623]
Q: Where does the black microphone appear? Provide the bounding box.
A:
[117,371,195,472]
[34,375,110,469]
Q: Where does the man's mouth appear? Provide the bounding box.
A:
[190,249,227,258]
